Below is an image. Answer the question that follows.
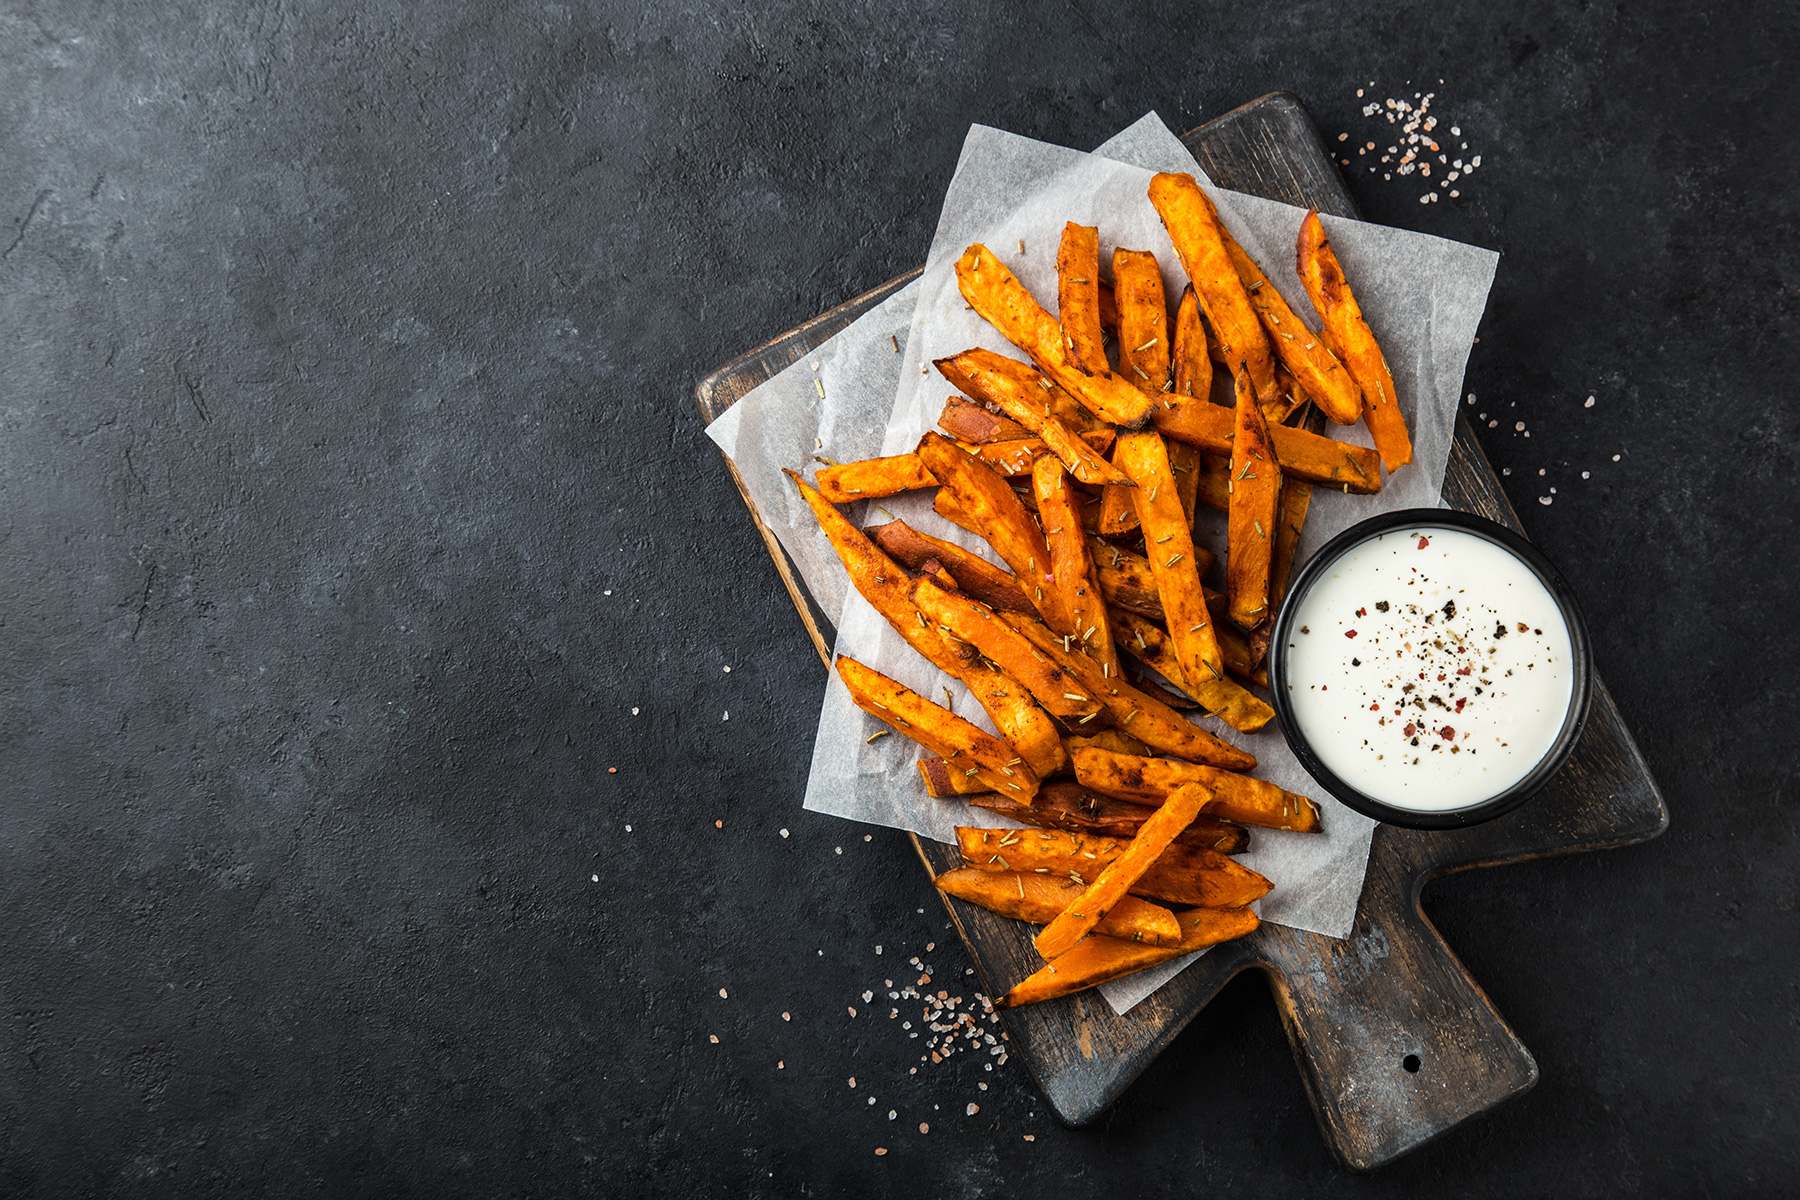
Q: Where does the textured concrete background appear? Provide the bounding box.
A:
[3,1,1797,1195]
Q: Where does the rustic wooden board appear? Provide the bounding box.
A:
[694,92,1667,1170]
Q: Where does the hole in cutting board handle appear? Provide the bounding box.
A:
[1402,1053,1422,1074]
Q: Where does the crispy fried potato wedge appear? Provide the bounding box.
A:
[912,578,1102,723]
[1226,367,1282,630]
[936,866,1181,947]
[1070,746,1322,833]
[838,658,1039,800]
[915,431,1069,632]
[957,826,1271,909]
[1033,782,1213,958]
[1220,229,1361,425]
[967,783,1250,853]
[1115,431,1271,732]
[934,349,1125,485]
[868,520,1031,614]
[955,244,1154,428]
[1002,612,1257,770]
[995,906,1259,1008]
[938,395,1034,443]
[1147,172,1278,406]
[1056,223,1110,374]
[790,472,1061,775]
[1031,457,1119,679]
[1297,210,1412,470]
[1152,394,1381,493]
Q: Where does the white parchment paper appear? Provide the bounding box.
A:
[706,113,1498,1013]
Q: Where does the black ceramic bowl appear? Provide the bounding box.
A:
[1267,509,1594,830]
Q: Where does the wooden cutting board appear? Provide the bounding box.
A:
[693,92,1667,1170]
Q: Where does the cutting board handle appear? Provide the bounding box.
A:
[1257,854,1539,1169]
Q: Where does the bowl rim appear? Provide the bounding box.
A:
[1266,508,1594,830]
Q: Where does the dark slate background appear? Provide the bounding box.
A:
[3,1,1796,1195]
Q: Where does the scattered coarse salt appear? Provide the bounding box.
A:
[722,665,731,673]
[776,1060,784,1070]
[848,1076,857,1088]
[1585,395,1597,408]
[1515,421,1526,432]
[1538,496,1553,506]
[1023,1133,1036,1143]
[630,706,639,716]
[781,1011,791,1022]
[873,1147,887,1157]
[721,710,729,721]
[967,1103,980,1116]
[624,823,632,832]
[1582,470,1591,480]
[719,988,729,999]
[863,834,872,842]
[918,1122,930,1134]
[779,828,789,839]
[708,1034,719,1044]
[834,846,843,855]
[1613,453,1622,461]
[888,1110,897,1121]
[1538,468,1547,477]
[602,589,612,596]
[714,819,723,830]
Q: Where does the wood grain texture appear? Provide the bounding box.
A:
[694,92,1667,1170]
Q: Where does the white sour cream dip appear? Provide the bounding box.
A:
[1279,526,1574,812]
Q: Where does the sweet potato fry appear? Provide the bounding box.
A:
[839,658,1039,801]
[911,578,1101,723]
[1113,608,1265,692]
[1056,223,1110,374]
[814,453,935,502]
[938,395,1033,443]
[957,826,1271,909]
[1031,456,1119,679]
[1001,612,1257,771]
[1297,210,1412,471]
[1147,172,1278,406]
[1172,284,1213,402]
[994,906,1260,1008]
[1064,729,1151,758]
[1152,394,1381,492]
[1112,248,1172,393]
[1226,367,1282,630]
[817,433,1110,503]
[932,487,979,536]
[1033,782,1213,958]
[915,432,1069,633]
[1220,229,1361,425]
[934,349,1125,485]
[966,783,1250,853]
[1115,431,1272,732]
[867,520,1030,614]
[790,472,1062,776]
[1247,474,1314,667]
[1094,451,1140,537]
[1070,746,1322,833]
[936,866,1181,947]
[1089,535,1211,621]
[917,755,987,798]
[955,244,1154,428]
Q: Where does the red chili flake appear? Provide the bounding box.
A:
[1403,722,1416,737]
[1369,702,1381,711]
[1344,629,1358,639]
[1457,665,1473,676]
[1417,535,1431,549]
[1455,698,1467,713]
[1355,607,1368,617]
[1436,673,1446,682]
[1439,725,1456,740]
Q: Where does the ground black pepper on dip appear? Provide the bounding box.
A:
[1280,528,1575,811]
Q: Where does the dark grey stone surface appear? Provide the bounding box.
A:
[2,1,1796,1195]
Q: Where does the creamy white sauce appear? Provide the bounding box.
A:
[1280,526,1574,812]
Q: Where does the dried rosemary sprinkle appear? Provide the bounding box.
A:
[814,377,826,399]
[1165,553,1184,567]
[866,729,889,744]
[1254,520,1267,538]
[1133,337,1159,353]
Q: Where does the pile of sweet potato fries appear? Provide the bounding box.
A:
[790,173,1409,1007]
